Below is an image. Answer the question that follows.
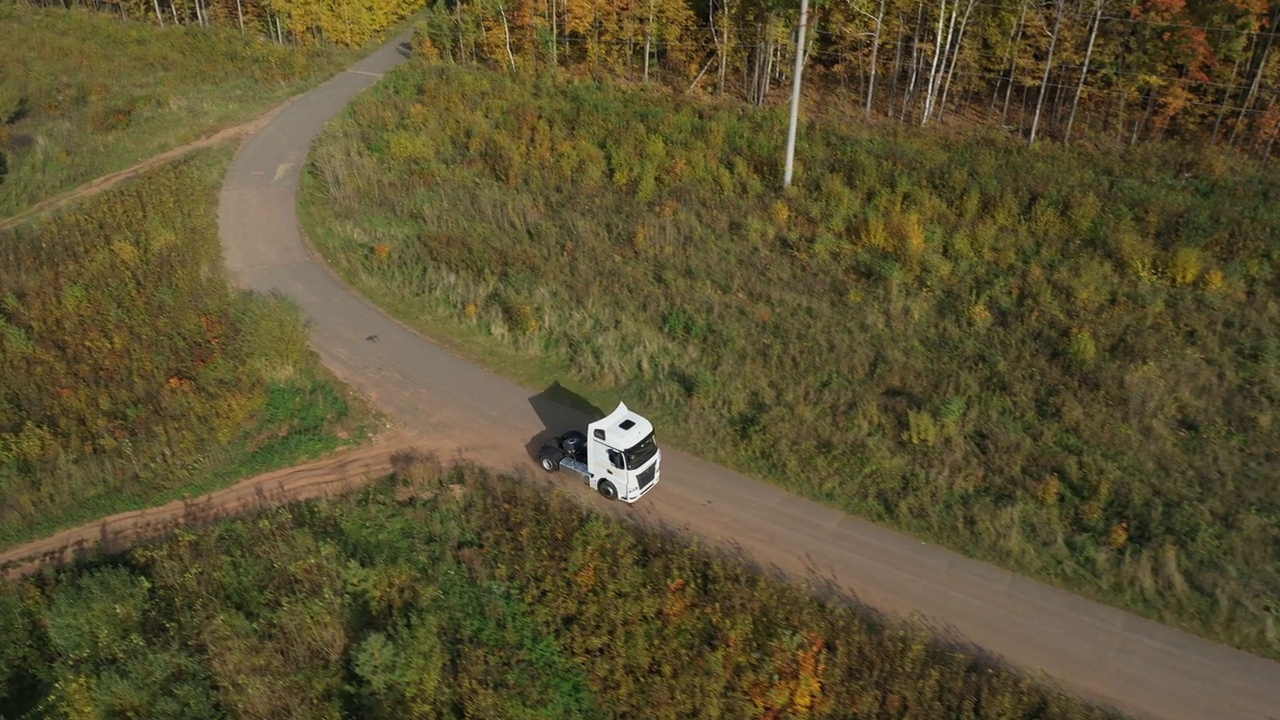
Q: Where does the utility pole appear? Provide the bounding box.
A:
[783,0,810,189]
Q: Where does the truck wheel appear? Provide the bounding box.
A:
[597,480,618,501]
[541,456,560,473]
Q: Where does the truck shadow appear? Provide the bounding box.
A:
[524,381,606,462]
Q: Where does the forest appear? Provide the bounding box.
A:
[0,148,369,549]
[14,0,1280,158]
[0,461,1122,719]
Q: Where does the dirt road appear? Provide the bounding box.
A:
[0,431,441,579]
[0,98,299,232]
[10,31,1279,720]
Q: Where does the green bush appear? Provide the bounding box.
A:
[0,465,1120,719]
[0,148,368,548]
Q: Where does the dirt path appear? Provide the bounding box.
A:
[0,96,300,232]
[0,429,421,580]
[4,32,1279,720]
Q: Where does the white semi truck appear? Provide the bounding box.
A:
[537,402,661,502]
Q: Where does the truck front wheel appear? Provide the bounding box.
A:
[597,479,618,501]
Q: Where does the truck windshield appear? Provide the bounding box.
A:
[623,432,658,469]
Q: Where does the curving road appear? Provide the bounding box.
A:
[217,33,1280,720]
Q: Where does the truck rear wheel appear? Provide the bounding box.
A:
[541,456,560,473]
[597,479,618,501]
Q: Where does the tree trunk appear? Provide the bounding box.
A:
[889,13,905,117]
[1231,7,1278,148]
[596,8,604,80]
[920,0,951,125]
[1133,91,1154,145]
[644,0,655,83]
[152,0,163,25]
[714,0,729,96]
[1053,69,1066,123]
[765,34,775,103]
[1001,3,1026,127]
[235,0,243,34]
[500,3,516,71]
[1262,113,1279,164]
[455,1,465,63]
[1029,0,1063,144]
[550,0,558,67]
[783,0,810,189]
[865,0,887,121]
[1211,55,1242,144]
[901,0,925,122]
[937,0,977,123]
[1064,0,1103,145]
[751,19,773,106]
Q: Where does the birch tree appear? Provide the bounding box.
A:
[864,0,888,120]
[919,0,953,124]
[1064,0,1105,144]
[1029,0,1064,143]
[935,0,977,122]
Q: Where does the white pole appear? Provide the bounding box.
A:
[783,0,810,189]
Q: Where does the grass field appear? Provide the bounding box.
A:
[0,4,370,218]
[0,460,1122,719]
[0,145,374,550]
[300,60,1280,659]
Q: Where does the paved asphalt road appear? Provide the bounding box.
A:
[217,32,1280,720]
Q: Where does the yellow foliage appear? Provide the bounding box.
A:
[770,200,790,226]
[663,577,691,620]
[110,239,140,267]
[902,410,939,447]
[1039,475,1062,507]
[1170,247,1203,287]
[1202,268,1225,292]
[574,561,597,592]
[417,33,441,61]
[968,301,993,329]
[166,376,195,392]
[859,216,890,252]
[632,224,648,252]
[0,421,58,466]
[1029,201,1065,239]
[1109,520,1130,551]
[505,303,540,334]
[386,130,434,166]
[52,675,99,720]
[791,633,827,713]
[1066,328,1098,367]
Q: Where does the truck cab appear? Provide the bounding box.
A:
[538,402,661,502]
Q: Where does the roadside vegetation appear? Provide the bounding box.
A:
[0,146,372,550]
[0,3,376,218]
[0,460,1121,719]
[302,59,1280,659]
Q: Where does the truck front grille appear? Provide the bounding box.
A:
[637,463,657,490]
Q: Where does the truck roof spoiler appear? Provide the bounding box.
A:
[589,401,654,449]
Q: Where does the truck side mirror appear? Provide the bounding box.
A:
[608,449,624,469]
